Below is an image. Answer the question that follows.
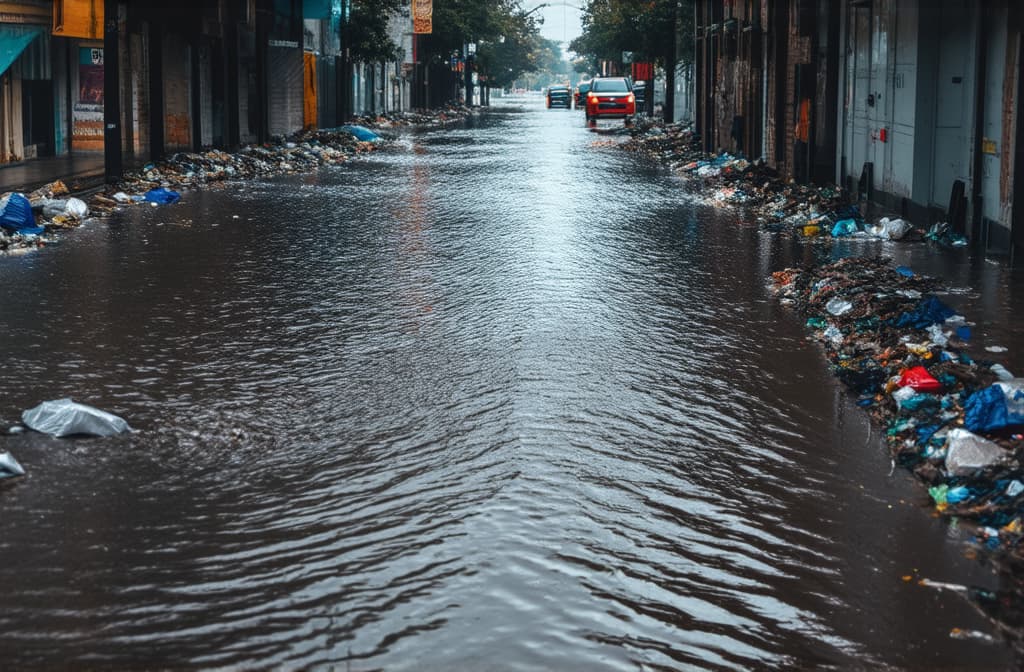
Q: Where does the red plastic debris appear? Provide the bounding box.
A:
[899,365,943,393]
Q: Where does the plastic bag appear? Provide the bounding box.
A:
[143,188,181,205]
[22,399,132,437]
[945,428,1006,476]
[899,366,943,393]
[870,217,912,240]
[964,380,1024,433]
[66,197,88,218]
[340,125,382,142]
[831,219,858,237]
[0,193,45,235]
[825,298,853,316]
[0,451,25,479]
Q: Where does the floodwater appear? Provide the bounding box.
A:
[2,97,1023,670]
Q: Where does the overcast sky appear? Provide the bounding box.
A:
[531,1,583,53]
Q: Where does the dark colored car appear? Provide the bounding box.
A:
[632,80,647,112]
[584,76,636,125]
[574,80,591,108]
[546,85,572,109]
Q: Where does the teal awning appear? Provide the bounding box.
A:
[0,25,44,78]
[303,0,339,19]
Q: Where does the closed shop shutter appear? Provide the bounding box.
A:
[267,43,302,138]
[163,33,190,151]
[316,54,336,127]
[199,43,213,147]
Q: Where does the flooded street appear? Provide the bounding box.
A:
[2,99,1022,670]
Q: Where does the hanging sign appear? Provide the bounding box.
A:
[412,0,432,34]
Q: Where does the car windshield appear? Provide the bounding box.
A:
[592,79,629,93]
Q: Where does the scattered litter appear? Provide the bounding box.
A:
[949,628,998,644]
[22,399,132,437]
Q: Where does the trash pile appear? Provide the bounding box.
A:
[0,126,388,253]
[86,126,385,218]
[771,257,1024,578]
[351,104,478,129]
[0,181,92,254]
[623,120,924,243]
[2,106,484,255]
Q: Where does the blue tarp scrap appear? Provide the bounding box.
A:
[143,188,181,205]
[893,296,957,330]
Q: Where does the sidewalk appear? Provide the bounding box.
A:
[0,153,106,196]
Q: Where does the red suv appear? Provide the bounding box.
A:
[584,76,635,125]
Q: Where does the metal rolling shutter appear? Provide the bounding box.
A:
[267,43,302,138]
[162,33,191,151]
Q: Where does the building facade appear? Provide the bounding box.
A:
[1,0,413,175]
[694,0,1022,254]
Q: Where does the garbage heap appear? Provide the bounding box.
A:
[624,121,967,246]
[352,104,477,129]
[0,180,90,254]
[772,256,1024,577]
[88,127,381,217]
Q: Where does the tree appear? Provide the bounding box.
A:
[348,0,405,63]
[418,1,553,100]
[570,0,695,121]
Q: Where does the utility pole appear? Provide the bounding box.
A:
[464,42,474,106]
[103,0,122,183]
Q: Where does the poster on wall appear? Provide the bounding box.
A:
[78,47,103,105]
[73,46,103,150]
[412,0,431,34]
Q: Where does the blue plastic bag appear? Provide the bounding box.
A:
[893,296,957,330]
[340,125,381,142]
[143,188,181,205]
[964,382,1024,433]
[831,219,858,237]
[0,193,45,235]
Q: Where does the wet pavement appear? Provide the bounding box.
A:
[1,96,1023,670]
[0,152,105,194]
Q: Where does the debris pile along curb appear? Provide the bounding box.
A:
[1,105,483,256]
[622,120,966,247]
[772,257,1024,568]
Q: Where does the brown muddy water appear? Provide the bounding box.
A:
[1,98,1023,670]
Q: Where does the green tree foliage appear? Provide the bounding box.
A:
[570,0,694,69]
[420,1,557,88]
[348,0,406,62]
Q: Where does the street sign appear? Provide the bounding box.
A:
[621,51,633,64]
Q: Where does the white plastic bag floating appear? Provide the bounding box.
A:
[0,451,25,479]
[869,217,912,240]
[22,399,132,437]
